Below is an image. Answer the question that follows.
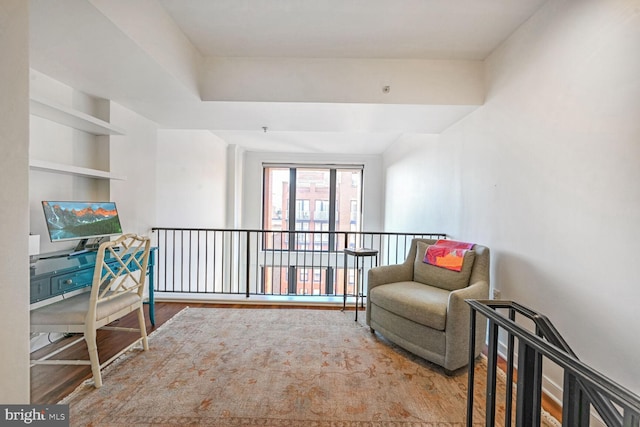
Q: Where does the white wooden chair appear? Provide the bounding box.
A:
[30,234,151,388]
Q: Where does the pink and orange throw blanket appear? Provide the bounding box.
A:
[424,239,475,272]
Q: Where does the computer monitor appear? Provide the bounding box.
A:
[42,201,123,252]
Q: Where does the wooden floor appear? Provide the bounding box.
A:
[31,302,183,404]
[30,301,561,422]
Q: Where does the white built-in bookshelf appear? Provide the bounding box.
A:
[29,96,126,180]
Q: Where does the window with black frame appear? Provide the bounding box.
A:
[262,165,363,251]
[261,164,363,296]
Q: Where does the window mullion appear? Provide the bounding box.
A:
[288,168,297,233]
[328,168,337,250]
[288,167,298,263]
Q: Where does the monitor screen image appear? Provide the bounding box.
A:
[42,201,123,243]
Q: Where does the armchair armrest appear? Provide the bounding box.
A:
[448,280,489,307]
[444,280,490,370]
[366,263,414,327]
[367,263,413,292]
[447,280,489,333]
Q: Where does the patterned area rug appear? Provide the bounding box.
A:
[61,307,555,426]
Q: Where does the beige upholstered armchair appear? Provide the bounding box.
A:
[366,238,490,373]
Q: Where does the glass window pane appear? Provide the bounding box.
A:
[263,167,290,249]
[296,169,328,232]
[263,167,289,230]
[263,166,362,253]
[336,169,362,250]
[336,169,361,232]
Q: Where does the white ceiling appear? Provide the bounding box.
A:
[159,0,544,60]
[29,0,547,154]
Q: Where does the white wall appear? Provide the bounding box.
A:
[110,102,159,236]
[89,0,202,97]
[242,151,384,230]
[0,0,30,403]
[383,133,459,234]
[383,0,640,396]
[226,144,245,228]
[155,130,228,228]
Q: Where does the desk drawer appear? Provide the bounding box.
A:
[30,278,51,302]
[52,270,94,293]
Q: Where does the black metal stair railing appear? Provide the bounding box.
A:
[150,228,446,298]
[466,299,640,427]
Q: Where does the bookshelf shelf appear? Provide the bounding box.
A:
[29,159,126,181]
[30,97,125,136]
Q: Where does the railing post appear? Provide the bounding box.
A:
[516,341,540,427]
[623,408,640,427]
[325,266,334,294]
[245,231,251,298]
[466,306,477,427]
[506,308,516,427]
[288,266,297,294]
[563,371,585,427]
[343,232,349,305]
[486,318,499,426]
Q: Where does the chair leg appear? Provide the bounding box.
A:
[84,328,103,388]
[138,307,149,351]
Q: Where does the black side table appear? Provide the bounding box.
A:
[343,248,379,321]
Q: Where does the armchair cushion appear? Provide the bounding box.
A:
[413,241,475,291]
[369,281,449,330]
